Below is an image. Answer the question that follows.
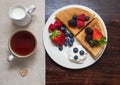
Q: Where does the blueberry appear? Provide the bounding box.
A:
[66,38,69,42]
[79,50,84,55]
[63,28,67,33]
[68,41,73,47]
[74,55,78,60]
[70,38,74,43]
[85,34,92,42]
[85,27,93,34]
[58,46,63,51]
[64,42,67,46]
[65,32,69,37]
[85,16,90,21]
[73,47,78,53]
[89,42,95,48]
[72,15,77,20]
[69,33,74,38]
[60,27,66,32]
[68,19,77,27]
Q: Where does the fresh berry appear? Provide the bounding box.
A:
[59,26,66,33]
[54,20,62,28]
[85,34,92,42]
[89,42,95,47]
[92,28,103,41]
[77,20,85,28]
[58,46,63,51]
[69,33,74,38]
[70,37,74,43]
[68,41,73,47]
[77,14,86,21]
[65,32,69,37]
[72,15,77,20]
[79,50,84,55]
[66,38,69,42]
[48,24,57,32]
[85,27,93,34]
[74,55,78,60]
[73,47,78,53]
[85,16,90,21]
[64,42,68,46]
[50,30,65,46]
[68,19,77,27]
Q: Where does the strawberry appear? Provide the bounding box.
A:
[50,30,65,46]
[48,24,57,32]
[54,20,62,29]
[90,28,107,45]
[92,28,103,40]
[77,20,85,28]
[77,14,86,21]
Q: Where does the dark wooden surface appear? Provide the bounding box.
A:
[45,0,120,85]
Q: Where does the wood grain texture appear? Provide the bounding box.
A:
[45,0,120,85]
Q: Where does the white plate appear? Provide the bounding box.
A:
[43,5,108,69]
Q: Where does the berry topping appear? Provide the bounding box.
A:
[85,27,93,34]
[89,42,95,47]
[92,28,103,41]
[68,19,77,27]
[77,14,86,21]
[66,38,69,42]
[69,33,74,38]
[73,47,78,53]
[85,34,92,42]
[85,16,90,21]
[65,32,69,37]
[72,15,77,20]
[50,30,65,46]
[48,24,57,32]
[77,20,85,28]
[68,41,73,47]
[54,20,62,28]
[79,50,84,55]
[59,26,66,33]
[90,28,107,45]
[70,37,74,43]
[58,46,63,51]
[64,42,68,46]
[74,55,78,60]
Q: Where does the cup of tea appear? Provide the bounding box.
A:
[9,4,36,26]
[7,30,37,62]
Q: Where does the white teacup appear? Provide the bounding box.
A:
[9,4,36,26]
[7,30,37,62]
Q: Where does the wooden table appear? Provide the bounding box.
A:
[45,0,120,85]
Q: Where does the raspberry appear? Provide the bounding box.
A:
[54,20,62,28]
[77,14,86,21]
[48,24,57,32]
[77,20,85,28]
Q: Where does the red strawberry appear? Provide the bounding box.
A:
[77,20,85,28]
[77,14,86,21]
[92,28,103,40]
[54,20,62,28]
[50,30,65,46]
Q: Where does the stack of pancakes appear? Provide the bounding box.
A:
[56,7,106,60]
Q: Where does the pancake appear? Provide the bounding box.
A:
[56,8,95,36]
[76,18,106,59]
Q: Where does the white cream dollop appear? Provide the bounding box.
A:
[67,45,87,64]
